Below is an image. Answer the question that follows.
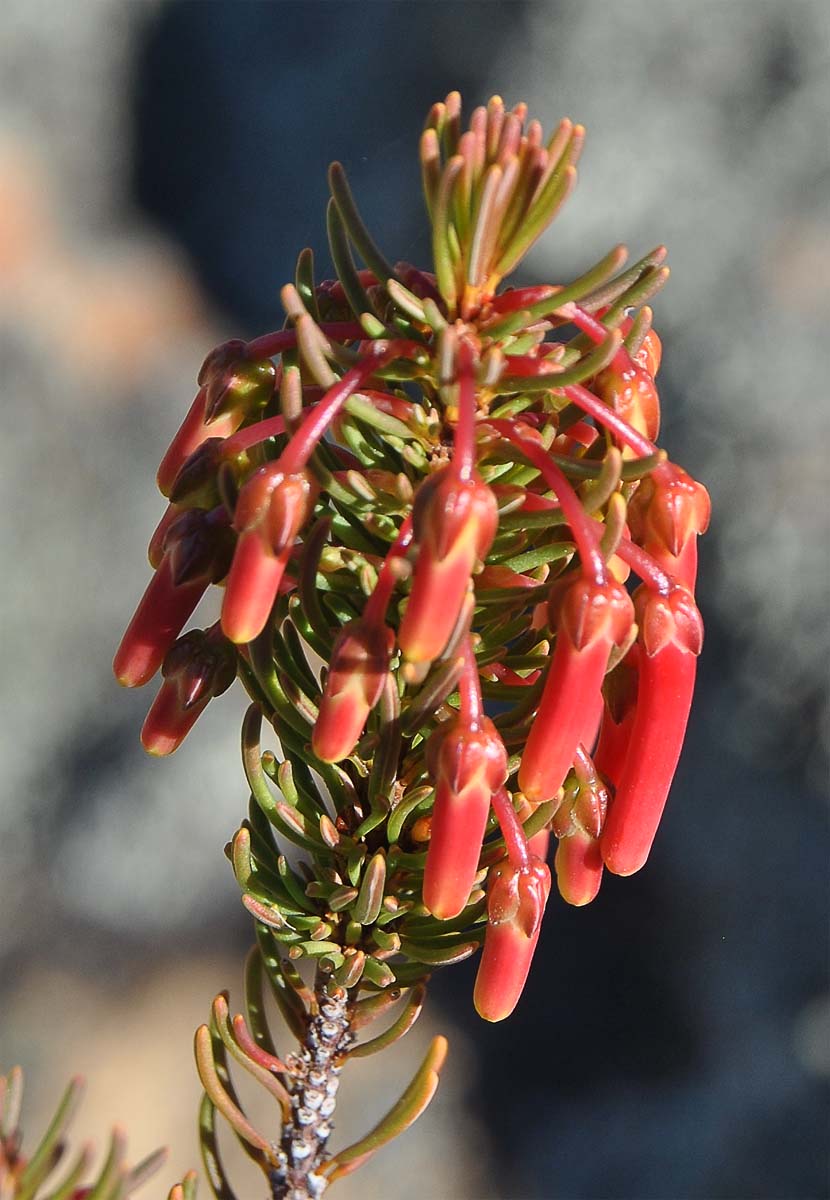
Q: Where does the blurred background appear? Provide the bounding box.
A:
[1,2,828,1197]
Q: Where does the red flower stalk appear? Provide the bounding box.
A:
[114,508,233,687]
[423,646,508,920]
[601,583,703,876]
[141,625,236,755]
[519,575,634,803]
[552,745,609,906]
[627,466,711,589]
[221,465,318,644]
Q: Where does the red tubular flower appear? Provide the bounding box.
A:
[148,501,182,569]
[141,625,236,755]
[627,466,711,589]
[519,577,634,803]
[473,856,551,1022]
[552,747,608,906]
[156,342,275,498]
[156,390,240,499]
[601,584,703,876]
[221,464,317,644]
[423,716,508,920]
[312,619,395,762]
[114,509,233,688]
[593,646,640,790]
[398,466,497,664]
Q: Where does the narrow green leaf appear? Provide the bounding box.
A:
[580,244,668,312]
[398,938,481,965]
[85,1127,127,1200]
[350,985,426,1058]
[211,994,291,1121]
[353,851,387,925]
[322,1037,448,1181]
[295,246,320,323]
[255,925,311,1041]
[244,947,281,1063]
[194,1026,271,1161]
[387,785,433,845]
[328,162,397,283]
[495,328,621,394]
[16,1076,84,1200]
[327,198,380,325]
[39,1146,93,1200]
[167,1170,199,1200]
[123,1146,168,1195]
[197,1093,237,1200]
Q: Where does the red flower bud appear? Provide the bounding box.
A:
[141,626,236,755]
[156,388,239,498]
[627,467,711,588]
[519,577,634,803]
[114,511,233,688]
[398,467,497,664]
[221,464,317,644]
[423,717,508,920]
[473,857,550,1022]
[552,751,609,906]
[593,360,661,444]
[312,619,395,762]
[168,438,227,510]
[198,339,276,424]
[601,585,703,876]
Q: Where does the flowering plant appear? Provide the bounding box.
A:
[7,92,710,1200]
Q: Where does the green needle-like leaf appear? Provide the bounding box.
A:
[350,985,427,1058]
[322,1036,448,1181]
[16,1076,84,1200]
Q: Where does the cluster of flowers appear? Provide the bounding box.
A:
[116,93,709,1025]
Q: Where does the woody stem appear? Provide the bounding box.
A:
[270,976,354,1200]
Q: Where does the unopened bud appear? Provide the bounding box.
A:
[628,468,710,587]
[423,717,507,920]
[199,340,276,424]
[593,361,661,444]
[473,857,550,1022]
[312,620,395,762]
[141,627,236,755]
[398,467,497,664]
[221,465,318,644]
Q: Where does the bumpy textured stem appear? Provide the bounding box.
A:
[271,980,354,1200]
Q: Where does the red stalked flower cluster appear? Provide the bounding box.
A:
[116,92,709,1025]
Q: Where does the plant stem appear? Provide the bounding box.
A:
[270,976,354,1200]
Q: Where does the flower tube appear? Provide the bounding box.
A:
[601,584,703,876]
